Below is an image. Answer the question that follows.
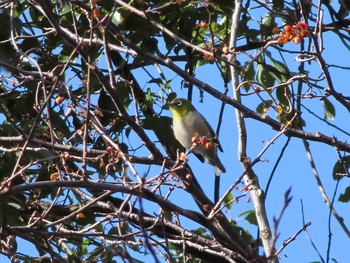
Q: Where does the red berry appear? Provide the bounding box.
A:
[298,21,308,30]
[254,87,261,93]
[63,152,70,161]
[106,146,113,152]
[285,25,292,33]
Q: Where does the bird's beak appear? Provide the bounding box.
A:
[163,100,174,110]
[163,93,178,110]
[162,103,170,110]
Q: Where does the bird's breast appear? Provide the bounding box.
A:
[173,111,212,151]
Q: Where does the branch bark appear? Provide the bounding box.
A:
[229,0,277,262]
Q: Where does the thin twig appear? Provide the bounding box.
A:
[301,199,325,263]
[208,115,296,220]
[275,221,312,256]
[272,187,293,251]
[302,139,350,237]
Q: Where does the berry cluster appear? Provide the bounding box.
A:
[192,133,215,150]
[197,22,208,28]
[273,21,309,44]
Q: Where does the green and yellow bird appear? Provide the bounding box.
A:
[166,98,226,176]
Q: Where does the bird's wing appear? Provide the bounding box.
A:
[198,112,224,152]
[193,152,205,163]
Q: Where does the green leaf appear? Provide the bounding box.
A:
[272,60,288,82]
[263,52,289,83]
[239,210,258,226]
[125,126,132,138]
[322,98,336,121]
[164,210,173,222]
[332,155,350,180]
[276,86,290,111]
[261,13,273,28]
[0,152,19,181]
[1,200,25,226]
[148,78,163,85]
[223,192,234,210]
[220,59,231,83]
[338,3,350,19]
[140,38,158,54]
[265,64,284,83]
[339,186,350,202]
[260,13,275,36]
[191,227,211,238]
[257,64,275,88]
[163,23,177,52]
[273,0,284,11]
[256,100,273,115]
[242,62,255,91]
[244,62,255,79]
[112,10,124,25]
[58,4,71,16]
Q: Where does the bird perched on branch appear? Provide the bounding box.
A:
[166,97,226,176]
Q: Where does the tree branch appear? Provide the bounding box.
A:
[228,0,277,262]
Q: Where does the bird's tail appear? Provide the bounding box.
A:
[213,158,226,176]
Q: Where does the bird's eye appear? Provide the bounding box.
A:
[176,100,182,106]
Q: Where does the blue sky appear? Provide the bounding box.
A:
[1,1,350,262]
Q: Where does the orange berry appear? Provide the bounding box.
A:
[293,36,301,44]
[263,106,269,114]
[93,8,100,20]
[203,53,214,61]
[272,27,280,34]
[205,141,214,150]
[222,45,229,54]
[286,31,292,40]
[277,37,286,44]
[76,212,86,219]
[55,95,65,105]
[285,120,293,127]
[50,172,60,181]
[200,136,207,145]
[197,22,208,28]
[276,105,283,115]
[192,134,199,144]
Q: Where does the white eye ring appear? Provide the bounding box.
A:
[176,100,182,106]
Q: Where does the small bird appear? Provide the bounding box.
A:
[166,97,226,176]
